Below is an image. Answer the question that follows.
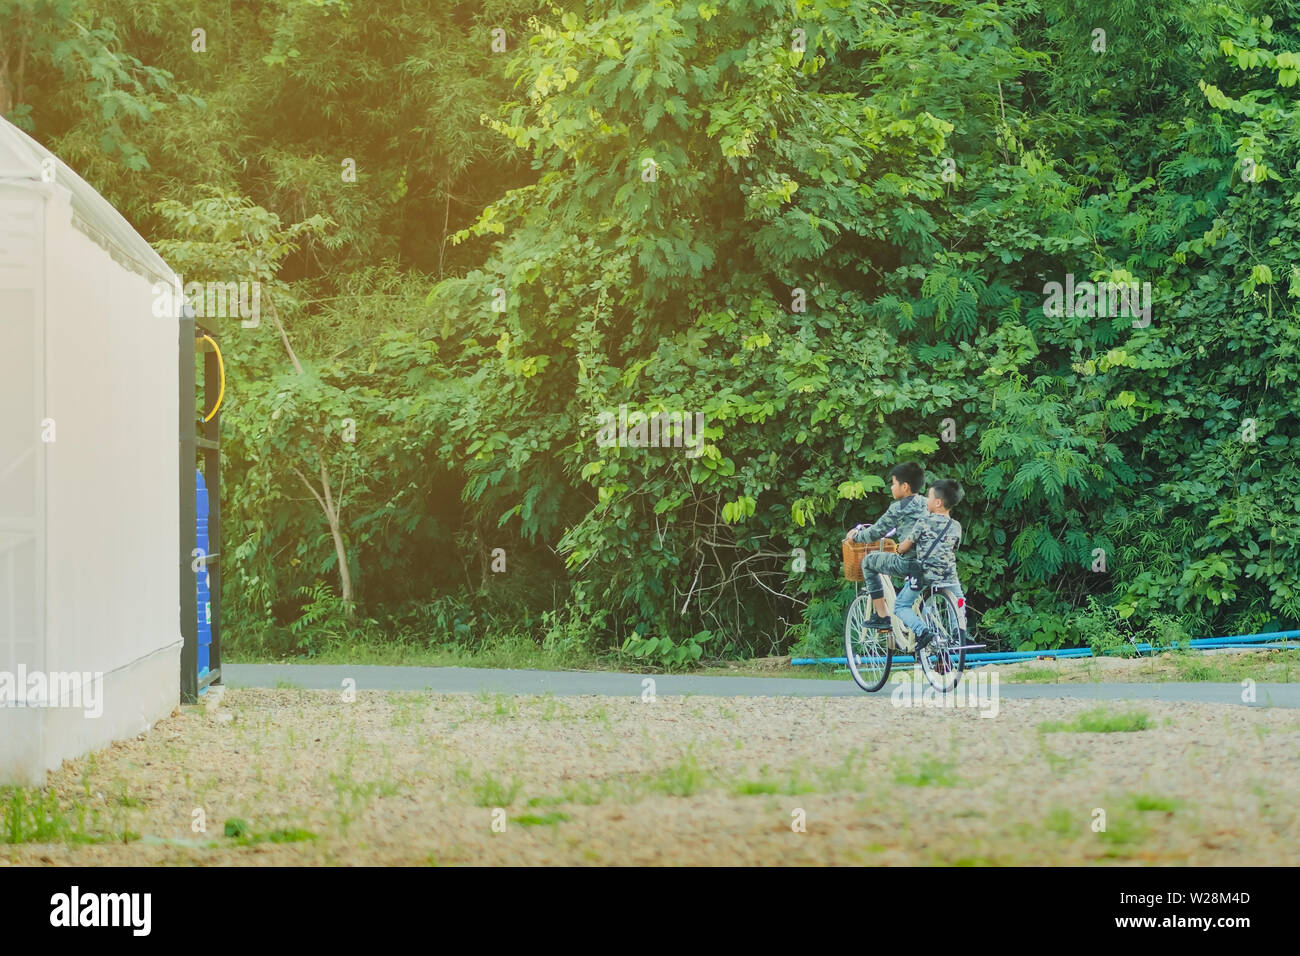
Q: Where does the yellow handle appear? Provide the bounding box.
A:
[198,334,226,422]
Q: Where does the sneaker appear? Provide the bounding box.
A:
[864,613,892,630]
[913,627,934,652]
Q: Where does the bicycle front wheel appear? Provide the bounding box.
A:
[845,589,891,692]
[918,589,965,693]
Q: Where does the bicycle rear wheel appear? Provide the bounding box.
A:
[918,589,965,693]
[845,589,891,692]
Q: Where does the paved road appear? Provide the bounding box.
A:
[221,663,1300,708]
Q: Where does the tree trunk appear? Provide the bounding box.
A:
[268,290,355,619]
[293,461,354,618]
[317,457,354,617]
[0,43,13,117]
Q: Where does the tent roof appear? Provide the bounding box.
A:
[0,116,176,286]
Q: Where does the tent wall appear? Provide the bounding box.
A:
[0,175,179,785]
[41,183,181,773]
[0,185,47,784]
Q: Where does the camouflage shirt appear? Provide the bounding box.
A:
[853,494,928,545]
[904,512,962,583]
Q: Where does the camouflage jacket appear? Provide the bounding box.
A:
[852,494,928,544]
[904,512,963,583]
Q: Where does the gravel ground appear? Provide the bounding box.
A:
[4,684,1300,866]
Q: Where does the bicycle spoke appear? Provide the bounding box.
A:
[918,589,964,692]
[845,587,891,692]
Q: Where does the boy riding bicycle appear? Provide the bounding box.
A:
[893,479,967,649]
[844,462,928,630]
[846,470,967,650]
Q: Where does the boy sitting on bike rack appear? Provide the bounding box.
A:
[844,462,929,631]
[892,479,968,651]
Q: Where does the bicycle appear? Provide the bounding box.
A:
[843,555,975,693]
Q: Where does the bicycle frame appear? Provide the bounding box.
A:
[868,574,984,657]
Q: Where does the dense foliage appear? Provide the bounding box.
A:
[6,0,1297,661]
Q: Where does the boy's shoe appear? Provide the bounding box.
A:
[913,627,934,652]
[864,613,892,630]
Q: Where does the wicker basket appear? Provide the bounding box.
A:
[842,537,897,581]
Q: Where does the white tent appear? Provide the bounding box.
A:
[0,116,180,785]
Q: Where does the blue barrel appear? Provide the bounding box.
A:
[196,469,211,677]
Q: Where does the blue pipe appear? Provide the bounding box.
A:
[961,642,1300,667]
[825,643,1300,673]
[795,630,1299,668]
[1190,630,1300,644]
[1199,643,1300,651]
[795,650,1092,667]
[1101,636,1300,655]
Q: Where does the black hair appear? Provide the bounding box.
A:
[930,478,964,510]
[889,462,925,495]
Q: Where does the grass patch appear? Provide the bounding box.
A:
[1037,736,1084,777]
[1043,807,1075,837]
[693,661,840,680]
[1010,667,1062,684]
[514,811,571,827]
[113,780,146,809]
[1173,659,1218,682]
[648,748,709,798]
[2,787,138,845]
[388,693,427,729]
[229,627,609,671]
[474,692,519,720]
[537,694,568,721]
[893,756,959,788]
[1039,707,1152,734]
[224,817,319,846]
[3,788,95,844]
[1097,815,1149,854]
[996,649,1300,685]
[1131,794,1180,813]
[527,779,611,807]
[733,780,781,795]
[471,771,524,808]
[816,749,873,792]
[1169,650,1297,684]
[732,763,815,796]
[328,758,404,833]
